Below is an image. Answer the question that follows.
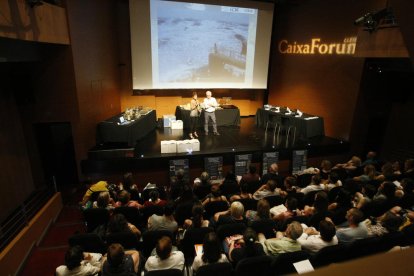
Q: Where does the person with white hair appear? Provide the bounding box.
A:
[203,90,220,135]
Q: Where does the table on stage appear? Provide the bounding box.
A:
[97,110,157,146]
[255,108,324,139]
[175,106,241,129]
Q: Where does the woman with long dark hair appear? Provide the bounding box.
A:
[192,232,229,272]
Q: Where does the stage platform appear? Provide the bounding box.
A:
[82,117,349,174]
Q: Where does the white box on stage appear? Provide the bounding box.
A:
[161,140,177,153]
[171,120,183,129]
[177,140,191,153]
[190,139,200,151]
[163,115,176,127]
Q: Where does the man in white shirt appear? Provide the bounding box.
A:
[145,236,185,272]
[203,90,220,135]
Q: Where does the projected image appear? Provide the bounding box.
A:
[151,0,257,88]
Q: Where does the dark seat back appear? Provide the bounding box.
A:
[234,255,273,276]
[216,223,247,242]
[310,244,347,268]
[250,219,277,239]
[181,227,214,260]
[145,269,183,276]
[264,195,284,207]
[68,233,107,254]
[196,262,233,276]
[204,201,229,220]
[236,198,258,211]
[113,206,141,228]
[270,250,310,275]
[83,208,110,233]
[106,231,139,250]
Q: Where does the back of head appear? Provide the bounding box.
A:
[122,172,134,190]
[381,182,396,199]
[314,191,328,212]
[243,228,258,257]
[164,201,175,216]
[348,208,364,225]
[329,171,340,183]
[269,163,278,174]
[381,211,403,232]
[149,189,160,202]
[352,156,362,167]
[284,176,297,189]
[211,184,222,197]
[248,164,257,174]
[200,171,210,183]
[286,197,298,211]
[240,181,249,193]
[319,220,336,242]
[225,170,236,181]
[117,190,130,205]
[202,232,221,263]
[311,174,322,185]
[156,236,172,260]
[97,191,110,208]
[230,201,244,218]
[267,180,277,191]
[65,245,83,270]
[108,213,129,233]
[321,160,332,171]
[192,204,205,228]
[107,243,125,268]
[257,199,270,219]
[287,221,303,240]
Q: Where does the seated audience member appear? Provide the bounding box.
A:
[335,208,368,244]
[272,197,299,222]
[392,161,402,176]
[246,198,271,222]
[253,180,279,200]
[81,180,109,206]
[300,175,324,195]
[145,236,185,272]
[120,172,140,201]
[376,162,396,182]
[400,178,414,209]
[170,172,187,201]
[306,191,330,229]
[56,245,102,276]
[280,176,300,197]
[371,181,399,217]
[107,213,141,238]
[229,182,253,202]
[102,243,140,275]
[144,190,167,208]
[259,221,303,256]
[219,171,239,199]
[328,188,353,225]
[184,203,210,229]
[353,164,377,183]
[333,156,362,175]
[193,172,211,200]
[214,201,247,228]
[192,232,229,272]
[229,228,266,264]
[114,190,142,209]
[240,164,261,186]
[402,158,414,180]
[93,191,115,211]
[261,163,284,188]
[361,151,379,167]
[365,210,404,237]
[297,219,338,254]
[202,184,229,206]
[319,160,332,180]
[324,171,342,191]
[148,202,178,232]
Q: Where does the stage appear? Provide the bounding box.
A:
[81,117,349,174]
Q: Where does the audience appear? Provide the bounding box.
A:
[335,208,368,244]
[147,202,178,232]
[106,213,141,239]
[56,245,102,276]
[145,236,185,272]
[261,163,284,188]
[114,190,142,209]
[297,219,338,253]
[229,182,253,202]
[214,201,247,228]
[253,180,279,200]
[102,243,140,275]
[229,228,266,264]
[259,221,303,255]
[183,203,210,229]
[192,232,229,272]
[144,190,167,207]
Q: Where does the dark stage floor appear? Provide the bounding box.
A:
[82,117,349,174]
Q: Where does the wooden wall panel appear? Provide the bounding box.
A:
[0,0,69,44]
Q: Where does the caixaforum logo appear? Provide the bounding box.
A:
[278,37,357,55]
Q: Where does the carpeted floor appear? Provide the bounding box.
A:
[20,188,86,276]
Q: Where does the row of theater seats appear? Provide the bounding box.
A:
[69,219,414,276]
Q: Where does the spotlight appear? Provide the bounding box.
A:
[354,8,392,33]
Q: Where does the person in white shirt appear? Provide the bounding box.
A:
[145,236,185,272]
[56,246,102,276]
[297,219,338,254]
[203,90,220,135]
